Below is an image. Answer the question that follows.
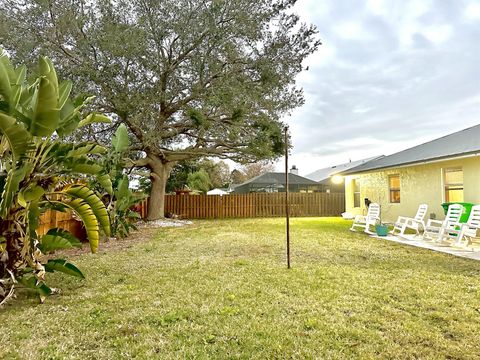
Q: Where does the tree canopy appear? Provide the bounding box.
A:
[0,0,320,219]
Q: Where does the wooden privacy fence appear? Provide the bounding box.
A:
[38,208,87,239]
[36,193,345,239]
[140,193,345,219]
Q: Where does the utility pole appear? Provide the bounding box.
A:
[284,126,290,269]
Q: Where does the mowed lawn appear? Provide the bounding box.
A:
[1,218,480,359]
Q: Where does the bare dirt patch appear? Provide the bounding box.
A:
[58,220,193,257]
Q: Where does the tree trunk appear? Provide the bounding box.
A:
[147,158,174,221]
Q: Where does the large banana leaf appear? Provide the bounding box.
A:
[18,185,44,208]
[78,113,111,128]
[39,228,82,253]
[14,65,26,86]
[112,124,129,153]
[41,57,58,96]
[64,197,100,253]
[0,54,16,83]
[97,173,113,195]
[66,144,106,157]
[27,199,40,238]
[18,276,52,300]
[0,55,12,104]
[11,66,27,110]
[58,80,72,110]
[114,176,133,211]
[31,57,60,136]
[115,176,130,199]
[65,186,110,237]
[66,159,103,175]
[44,259,84,279]
[0,113,32,160]
[0,165,31,218]
[56,99,79,137]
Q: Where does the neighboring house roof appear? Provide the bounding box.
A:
[207,188,229,195]
[237,172,319,187]
[305,157,381,183]
[343,124,480,175]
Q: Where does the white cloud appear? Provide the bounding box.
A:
[280,0,480,175]
[465,1,480,19]
[333,21,368,40]
[422,24,453,44]
[366,0,388,16]
[352,106,373,114]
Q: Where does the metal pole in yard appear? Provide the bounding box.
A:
[284,126,291,269]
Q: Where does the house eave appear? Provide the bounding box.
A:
[343,151,480,176]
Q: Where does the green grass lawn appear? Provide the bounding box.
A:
[1,218,480,359]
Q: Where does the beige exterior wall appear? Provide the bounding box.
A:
[344,156,480,222]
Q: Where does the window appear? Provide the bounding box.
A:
[444,168,463,202]
[353,179,361,208]
[389,175,401,203]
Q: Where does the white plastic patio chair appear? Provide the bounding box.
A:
[422,204,464,241]
[438,205,480,248]
[391,204,428,237]
[350,203,380,234]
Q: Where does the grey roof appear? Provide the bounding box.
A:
[343,124,480,175]
[236,172,319,186]
[305,157,381,182]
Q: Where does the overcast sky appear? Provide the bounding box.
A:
[277,0,480,176]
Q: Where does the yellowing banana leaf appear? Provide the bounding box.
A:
[64,197,100,253]
[65,185,110,237]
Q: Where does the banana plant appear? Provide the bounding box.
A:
[91,124,145,239]
[0,50,111,304]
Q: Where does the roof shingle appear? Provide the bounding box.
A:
[343,124,480,175]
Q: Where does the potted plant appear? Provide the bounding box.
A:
[375,222,389,236]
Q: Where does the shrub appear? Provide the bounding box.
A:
[0,51,110,304]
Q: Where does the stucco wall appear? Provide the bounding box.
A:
[344,156,480,222]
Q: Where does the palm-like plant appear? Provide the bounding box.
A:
[91,124,145,239]
[0,51,111,304]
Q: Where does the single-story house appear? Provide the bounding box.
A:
[341,124,480,222]
[232,171,321,194]
[306,157,381,193]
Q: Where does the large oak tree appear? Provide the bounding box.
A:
[0,0,320,219]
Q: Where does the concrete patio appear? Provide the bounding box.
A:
[371,233,480,261]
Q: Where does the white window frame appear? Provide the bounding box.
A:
[353,179,361,208]
[388,174,401,204]
[442,167,464,203]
